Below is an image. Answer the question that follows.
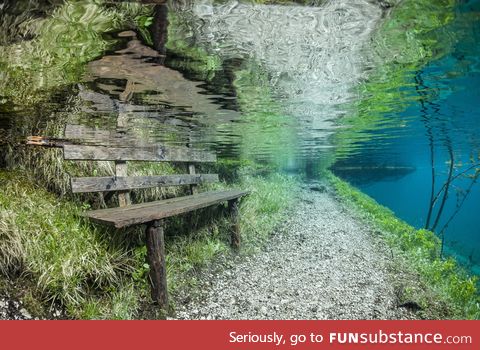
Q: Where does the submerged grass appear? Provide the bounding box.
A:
[334,0,457,157]
[328,173,480,319]
[0,170,136,317]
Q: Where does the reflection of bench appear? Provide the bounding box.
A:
[28,133,248,309]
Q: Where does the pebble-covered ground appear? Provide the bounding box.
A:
[0,294,64,320]
[0,295,33,320]
[1,279,65,320]
[174,185,416,320]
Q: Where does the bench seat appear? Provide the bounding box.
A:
[84,189,249,228]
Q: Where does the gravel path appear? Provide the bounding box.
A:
[175,185,415,320]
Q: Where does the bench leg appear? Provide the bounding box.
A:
[145,220,168,309]
[228,199,240,249]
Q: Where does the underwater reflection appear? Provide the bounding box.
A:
[75,30,241,150]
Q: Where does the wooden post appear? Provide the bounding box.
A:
[188,163,198,195]
[145,220,168,309]
[228,199,240,249]
[115,161,130,207]
[116,80,135,207]
[186,131,198,195]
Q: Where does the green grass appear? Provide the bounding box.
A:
[328,172,480,319]
[0,170,139,318]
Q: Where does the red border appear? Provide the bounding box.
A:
[1,320,478,350]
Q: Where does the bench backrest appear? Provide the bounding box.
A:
[64,124,219,207]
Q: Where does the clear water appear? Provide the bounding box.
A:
[332,0,480,273]
[0,1,479,273]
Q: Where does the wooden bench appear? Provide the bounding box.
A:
[28,130,248,309]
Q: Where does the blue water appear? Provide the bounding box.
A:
[333,0,480,273]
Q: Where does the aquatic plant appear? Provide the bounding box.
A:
[414,71,480,256]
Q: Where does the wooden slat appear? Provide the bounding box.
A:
[63,144,216,163]
[84,190,249,228]
[71,174,219,193]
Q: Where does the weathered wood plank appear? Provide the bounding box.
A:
[63,144,216,163]
[71,174,219,193]
[146,220,168,308]
[84,190,249,228]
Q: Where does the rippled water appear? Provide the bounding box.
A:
[171,0,383,160]
[0,0,386,161]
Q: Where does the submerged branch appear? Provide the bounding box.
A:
[430,145,454,232]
